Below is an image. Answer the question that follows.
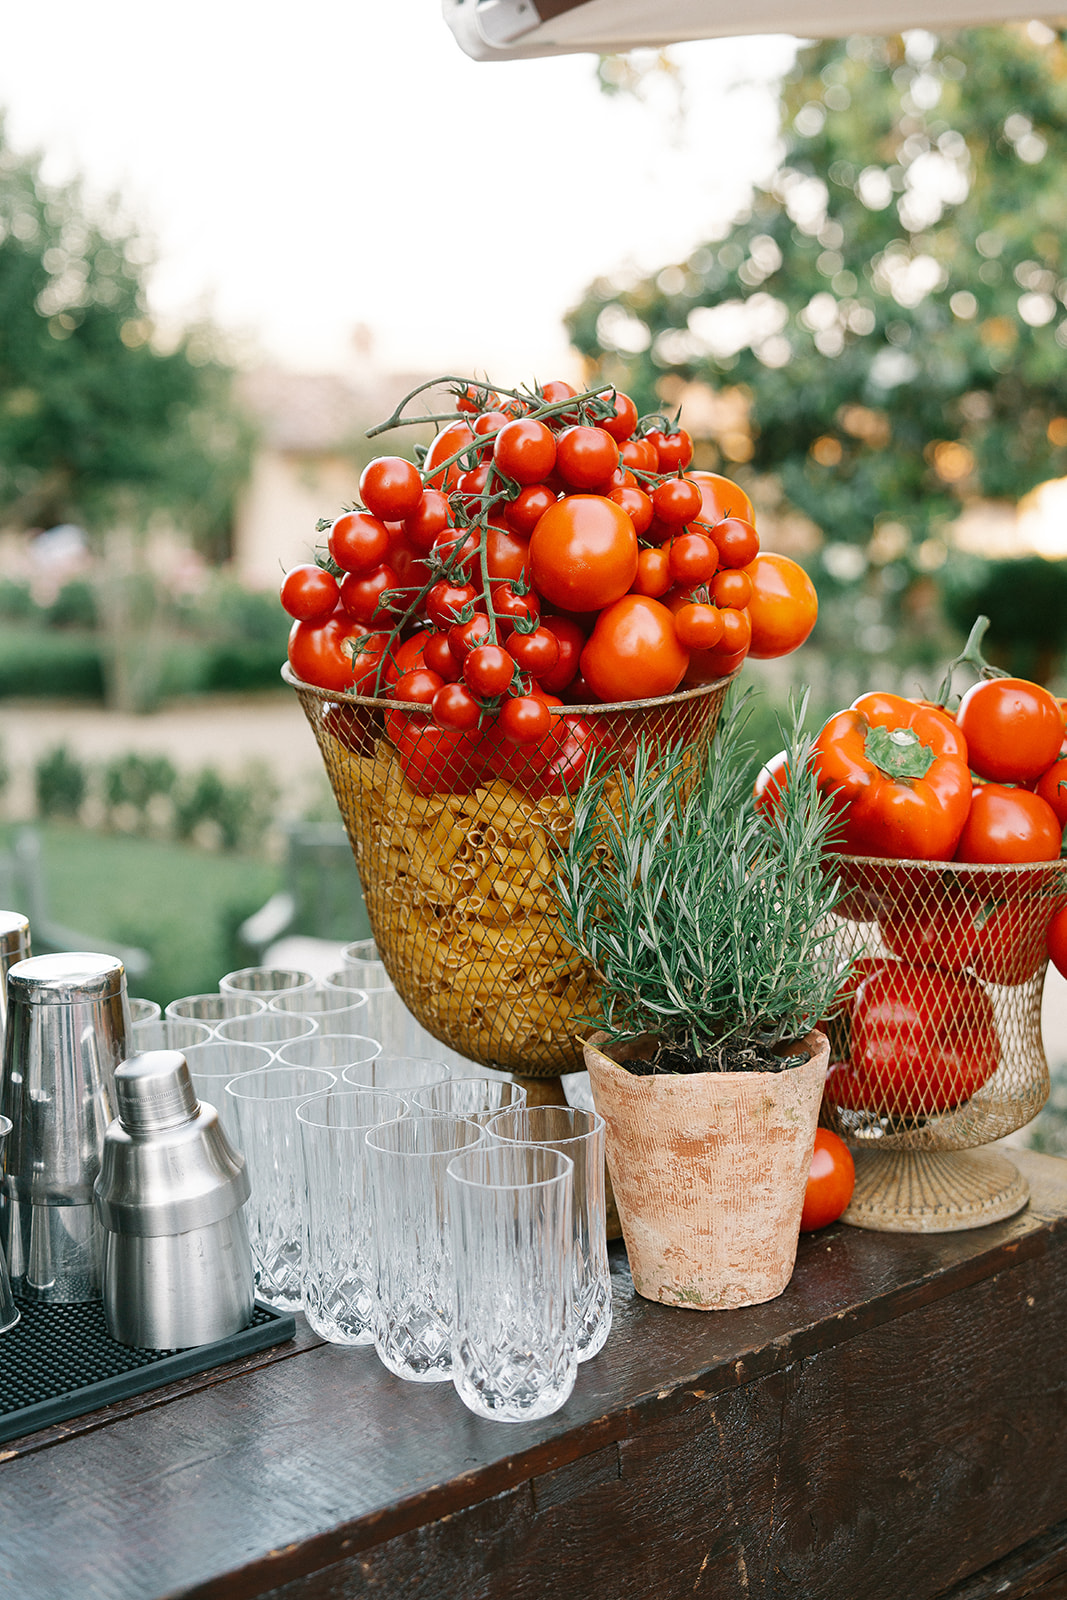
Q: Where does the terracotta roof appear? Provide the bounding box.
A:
[237,367,436,453]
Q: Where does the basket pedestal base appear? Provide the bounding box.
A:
[840,1147,1030,1234]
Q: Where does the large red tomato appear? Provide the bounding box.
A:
[955,785,1062,864]
[287,617,387,694]
[744,554,818,660]
[528,495,638,612]
[956,677,1064,784]
[580,596,689,703]
[877,868,1051,986]
[390,714,486,795]
[1048,905,1067,980]
[826,963,999,1118]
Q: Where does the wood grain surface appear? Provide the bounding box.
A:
[1,1148,1066,1600]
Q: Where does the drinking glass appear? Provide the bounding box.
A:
[127,998,161,1025]
[487,1105,612,1362]
[269,988,370,1036]
[447,1143,576,1421]
[225,1065,337,1308]
[322,973,422,1055]
[340,939,393,991]
[342,1054,451,1106]
[364,1113,484,1382]
[214,1011,318,1052]
[219,966,316,1000]
[275,1034,382,1079]
[131,1018,212,1053]
[296,1088,406,1344]
[165,992,267,1028]
[182,1039,273,1128]
[410,1077,527,1127]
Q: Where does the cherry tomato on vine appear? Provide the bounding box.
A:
[646,428,694,473]
[485,522,530,581]
[540,379,578,414]
[799,1129,855,1232]
[453,384,499,415]
[609,485,654,537]
[423,422,477,491]
[422,630,462,683]
[329,512,390,576]
[955,784,1063,864]
[507,626,560,678]
[500,694,552,745]
[280,564,339,624]
[580,596,689,702]
[455,462,492,510]
[538,616,586,693]
[359,456,422,522]
[1036,758,1067,827]
[493,418,557,485]
[287,618,387,694]
[668,532,717,586]
[744,553,818,660]
[392,716,485,795]
[529,495,638,612]
[403,489,451,554]
[426,580,478,629]
[448,614,492,661]
[1048,906,1067,981]
[674,602,723,651]
[711,569,752,610]
[463,644,514,699]
[433,528,481,583]
[652,476,703,527]
[391,668,443,706]
[631,547,672,599]
[491,580,539,632]
[620,437,658,474]
[718,608,752,654]
[956,678,1065,784]
[598,392,639,442]
[472,409,510,445]
[432,682,481,731]
[555,426,620,490]
[338,565,398,626]
[381,632,428,685]
[505,484,556,537]
[710,516,760,569]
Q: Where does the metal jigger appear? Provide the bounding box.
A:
[0,1115,19,1332]
[1,953,130,1302]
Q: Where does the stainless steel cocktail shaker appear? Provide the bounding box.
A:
[0,1115,19,1333]
[95,1050,254,1348]
[0,912,31,1052]
[1,952,129,1302]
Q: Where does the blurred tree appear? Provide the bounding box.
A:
[569,25,1067,622]
[0,118,256,707]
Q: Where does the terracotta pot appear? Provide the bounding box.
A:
[583,1029,829,1311]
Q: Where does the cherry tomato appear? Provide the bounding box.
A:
[507,626,560,678]
[799,1129,855,1232]
[598,392,639,442]
[620,437,658,473]
[683,640,749,687]
[631,547,672,599]
[500,694,552,745]
[491,581,540,634]
[712,569,753,610]
[422,630,462,683]
[827,963,999,1117]
[287,618,387,694]
[540,378,578,414]
[555,426,620,490]
[328,512,390,576]
[386,527,432,605]
[454,384,499,415]
[609,486,654,537]
[710,516,760,570]
[505,484,556,537]
[423,422,477,491]
[690,471,755,527]
[455,462,492,510]
[955,784,1062,863]
[403,490,451,554]
[280,564,339,623]
[360,456,422,522]
[1049,905,1067,980]
[744,553,818,660]
[580,596,689,703]
[957,678,1065,784]
[426,580,478,629]
[448,614,492,661]
[472,408,510,444]
[464,643,515,698]
[529,495,638,612]
[719,608,752,654]
[320,700,377,757]
[668,532,717,585]
[485,522,530,581]
[1037,759,1067,826]
[674,602,723,650]
[392,668,443,705]
[381,632,428,686]
[539,616,586,693]
[338,565,398,626]
[652,477,703,527]
[647,428,694,473]
[392,715,485,795]
[493,418,557,485]
[433,682,481,731]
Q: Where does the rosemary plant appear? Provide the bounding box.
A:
[554,693,850,1072]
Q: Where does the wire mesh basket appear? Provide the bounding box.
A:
[285,663,735,1077]
[820,854,1067,1231]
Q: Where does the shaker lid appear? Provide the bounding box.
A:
[8,952,125,1004]
[115,1051,199,1133]
[0,912,30,961]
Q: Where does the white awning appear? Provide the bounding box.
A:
[444,0,1059,61]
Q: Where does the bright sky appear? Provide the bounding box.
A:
[0,1,798,383]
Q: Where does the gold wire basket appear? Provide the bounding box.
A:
[820,854,1067,1231]
[286,663,735,1078]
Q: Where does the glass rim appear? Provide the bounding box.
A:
[275,1033,383,1066]
[364,1112,485,1156]
[267,991,369,1013]
[485,1105,605,1147]
[295,1087,407,1129]
[219,965,316,993]
[224,1065,338,1101]
[445,1145,574,1192]
[165,992,268,1015]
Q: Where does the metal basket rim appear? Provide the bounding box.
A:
[282,659,741,716]
[828,852,1067,879]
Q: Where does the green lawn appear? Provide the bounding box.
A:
[1,822,281,1007]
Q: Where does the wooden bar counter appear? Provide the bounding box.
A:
[3,1147,1067,1600]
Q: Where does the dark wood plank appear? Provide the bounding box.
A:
[0,1149,1064,1600]
[935,1516,1067,1598]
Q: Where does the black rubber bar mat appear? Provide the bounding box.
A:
[0,1298,296,1445]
